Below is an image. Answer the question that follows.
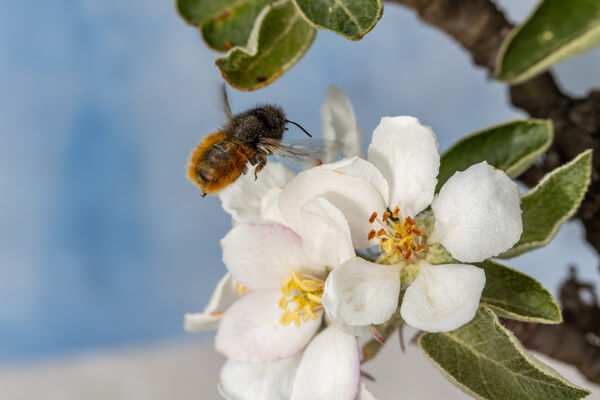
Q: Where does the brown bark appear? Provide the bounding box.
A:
[387,0,600,383]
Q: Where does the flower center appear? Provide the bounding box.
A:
[279,271,323,327]
[368,206,425,262]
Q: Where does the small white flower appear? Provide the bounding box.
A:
[281,116,522,332]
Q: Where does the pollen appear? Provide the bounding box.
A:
[368,208,426,262]
[279,271,324,326]
[234,281,249,296]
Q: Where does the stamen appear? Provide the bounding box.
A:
[368,207,426,262]
[369,212,377,224]
[278,270,324,326]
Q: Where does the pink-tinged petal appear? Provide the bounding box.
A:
[322,258,401,327]
[219,162,295,224]
[215,290,322,362]
[367,116,440,218]
[298,197,355,272]
[292,325,360,400]
[221,223,309,290]
[431,161,522,262]
[321,86,364,163]
[400,263,486,332]
[184,273,238,332]
[355,382,378,400]
[280,160,387,249]
[219,354,301,400]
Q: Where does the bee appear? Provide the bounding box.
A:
[188,85,314,197]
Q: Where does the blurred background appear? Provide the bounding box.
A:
[1,0,599,398]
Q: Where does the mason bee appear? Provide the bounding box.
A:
[188,85,314,197]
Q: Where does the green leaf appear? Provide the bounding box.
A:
[495,0,600,83]
[477,260,561,323]
[419,306,590,400]
[294,0,383,40]
[437,120,553,192]
[177,0,274,52]
[500,150,592,258]
[216,0,316,91]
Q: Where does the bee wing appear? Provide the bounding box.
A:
[259,138,343,168]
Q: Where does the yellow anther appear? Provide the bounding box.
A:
[279,297,289,309]
[304,304,317,320]
[281,277,293,296]
[280,309,291,325]
[299,279,323,292]
[307,293,322,304]
[292,271,303,285]
[278,270,324,327]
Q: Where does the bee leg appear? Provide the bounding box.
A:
[254,155,267,180]
[202,192,207,198]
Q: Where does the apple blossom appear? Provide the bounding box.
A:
[280,116,522,333]
[214,200,365,399]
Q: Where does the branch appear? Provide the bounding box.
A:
[389,0,600,254]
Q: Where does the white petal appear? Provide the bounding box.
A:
[322,257,401,326]
[216,291,322,362]
[321,86,364,163]
[431,161,522,262]
[219,354,301,400]
[327,318,373,338]
[355,382,378,400]
[222,223,311,290]
[367,116,440,218]
[298,197,355,271]
[260,186,288,226]
[279,160,387,249]
[184,273,238,332]
[219,162,295,224]
[292,325,360,400]
[320,157,389,204]
[400,263,486,332]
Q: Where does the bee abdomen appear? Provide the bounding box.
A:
[187,132,255,195]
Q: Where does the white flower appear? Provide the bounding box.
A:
[215,199,366,399]
[280,116,522,332]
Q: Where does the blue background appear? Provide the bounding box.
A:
[1,0,599,364]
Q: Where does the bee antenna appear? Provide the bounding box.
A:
[221,83,233,119]
[285,119,312,138]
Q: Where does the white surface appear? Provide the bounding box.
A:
[0,336,597,400]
